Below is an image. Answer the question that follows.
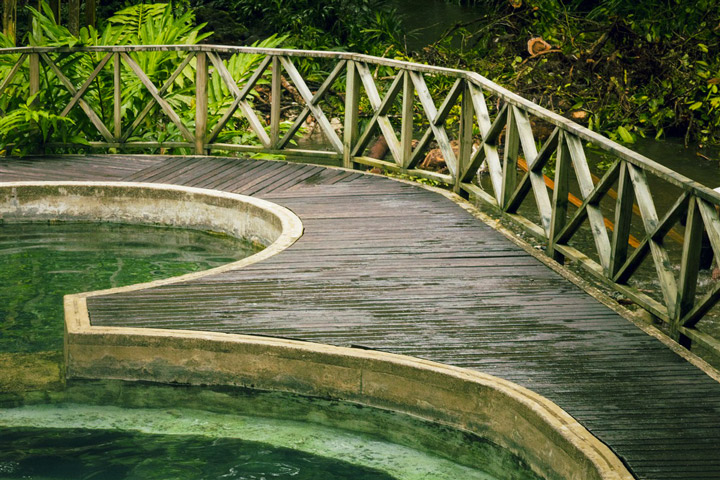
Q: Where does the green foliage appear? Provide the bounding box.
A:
[0,95,79,155]
[0,1,288,155]
[220,0,406,56]
[420,0,720,146]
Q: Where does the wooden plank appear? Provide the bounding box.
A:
[505,127,559,214]
[29,52,39,97]
[353,156,453,185]
[456,81,472,194]
[555,160,621,246]
[697,198,720,268]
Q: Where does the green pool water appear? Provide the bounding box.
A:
[0,427,397,480]
[0,222,262,353]
[0,381,541,480]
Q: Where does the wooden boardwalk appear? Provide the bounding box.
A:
[3,155,720,479]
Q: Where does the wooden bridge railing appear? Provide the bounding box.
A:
[2,45,720,355]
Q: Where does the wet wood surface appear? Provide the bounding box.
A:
[2,155,720,479]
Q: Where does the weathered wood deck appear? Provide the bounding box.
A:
[3,155,720,479]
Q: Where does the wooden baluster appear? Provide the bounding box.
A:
[270,56,281,150]
[400,70,413,170]
[456,80,472,195]
[547,131,570,263]
[29,52,40,98]
[609,162,634,277]
[501,106,519,209]
[114,52,121,142]
[343,60,360,169]
[195,52,208,155]
[674,196,703,347]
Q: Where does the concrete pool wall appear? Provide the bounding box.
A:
[0,181,632,480]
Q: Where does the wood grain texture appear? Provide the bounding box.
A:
[2,155,720,479]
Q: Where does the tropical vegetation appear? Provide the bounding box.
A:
[1,0,720,153]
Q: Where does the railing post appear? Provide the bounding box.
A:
[29,52,39,98]
[501,105,518,209]
[113,52,122,143]
[195,52,208,155]
[400,70,413,170]
[547,131,569,263]
[674,196,703,347]
[343,60,360,170]
[609,162,634,277]
[455,80,472,196]
[270,56,281,149]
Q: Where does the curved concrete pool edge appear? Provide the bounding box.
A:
[0,181,633,480]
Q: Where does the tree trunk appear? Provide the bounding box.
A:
[2,0,17,43]
[84,0,95,28]
[68,0,78,35]
[50,0,60,24]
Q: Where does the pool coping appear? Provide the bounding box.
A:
[1,180,632,480]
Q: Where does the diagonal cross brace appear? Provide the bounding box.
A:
[0,53,27,98]
[351,64,403,163]
[122,52,195,143]
[280,56,343,153]
[61,53,113,117]
[409,72,460,177]
[627,163,678,316]
[463,83,505,198]
[278,59,346,150]
[120,52,195,143]
[565,134,612,271]
[208,52,271,148]
[41,52,114,143]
